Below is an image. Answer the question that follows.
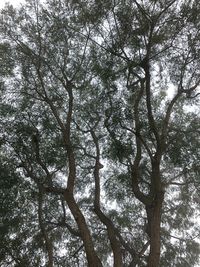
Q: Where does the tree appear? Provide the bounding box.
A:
[0,0,200,266]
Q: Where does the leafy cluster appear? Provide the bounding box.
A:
[0,0,200,266]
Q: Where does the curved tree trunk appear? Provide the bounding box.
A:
[61,86,102,267]
[94,207,123,267]
[92,130,123,267]
[64,191,102,267]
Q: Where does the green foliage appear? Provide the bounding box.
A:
[0,0,200,266]
[0,42,14,76]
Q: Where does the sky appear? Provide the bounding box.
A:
[0,1,200,266]
[0,0,25,8]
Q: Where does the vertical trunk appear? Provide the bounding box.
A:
[62,89,102,266]
[91,131,123,267]
[38,188,54,267]
[146,191,164,267]
[94,208,123,267]
[64,191,102,267]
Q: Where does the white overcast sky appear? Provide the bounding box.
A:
[0,0,25,8]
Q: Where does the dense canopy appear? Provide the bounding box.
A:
[0,0,200,266]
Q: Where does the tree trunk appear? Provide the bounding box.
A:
[38,187,54,267]
[146,191,164,267]
[64,191,102,267]
[94,207,123,267]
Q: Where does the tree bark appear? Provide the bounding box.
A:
[146,191,164,267]
[64,191,102,267]
[91,130,123,267]
[38,187,54,267]
[94,207,123,267]
[60,86,102,266]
